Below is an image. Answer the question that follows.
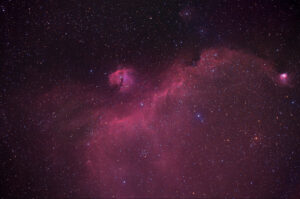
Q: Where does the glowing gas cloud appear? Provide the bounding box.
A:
[27,48,297,198]
[109,68,135,92]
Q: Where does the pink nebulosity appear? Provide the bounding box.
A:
[109,68,135,92]
[280,73,288,80]
[83,48,288,198]
[277,72,292,87]
[29,47,297,198]
[279,73,288,85]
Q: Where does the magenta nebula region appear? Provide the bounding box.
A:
[2,1,300,198]
[109,68,135,92]
[16,48,297,198]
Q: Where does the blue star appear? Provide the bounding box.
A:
[196,113,204,123]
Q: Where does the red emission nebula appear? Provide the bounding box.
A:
[29,48,297,198]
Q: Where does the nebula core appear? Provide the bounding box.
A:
[109,68,135,92]
[1,1,300,198]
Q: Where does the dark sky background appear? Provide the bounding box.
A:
[1,0,300,198]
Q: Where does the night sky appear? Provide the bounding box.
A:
[1,0,300,198]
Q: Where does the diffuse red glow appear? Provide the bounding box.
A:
[33,48,294,198]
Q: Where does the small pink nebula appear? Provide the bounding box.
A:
[280,73,288,81]
[109,68,135,92]
[278,72,291,86]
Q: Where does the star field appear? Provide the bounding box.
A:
[1,0,300,198]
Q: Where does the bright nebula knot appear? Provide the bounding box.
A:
[109,68,135,92]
